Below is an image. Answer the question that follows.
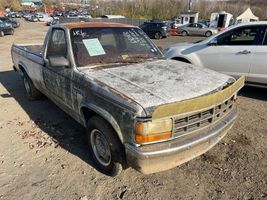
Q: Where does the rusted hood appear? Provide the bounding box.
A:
[81,59,234,115]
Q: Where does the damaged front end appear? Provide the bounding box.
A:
[126,76,245,174]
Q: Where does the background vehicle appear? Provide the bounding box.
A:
[164,22,267,87]
[0,20,14,37]
[12,22,243,176]
[29,15,38,22]
[140,22,169,39]
[176,23,218,37]
[35,13,53,22]
[46,18,59,26]
[0,17,20,28]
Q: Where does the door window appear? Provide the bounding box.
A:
[216,26,263,46]
[197,23,203,28]
[47,29,67,58]
[187,23,195,28]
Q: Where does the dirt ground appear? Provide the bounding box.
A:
[0,20,266,200]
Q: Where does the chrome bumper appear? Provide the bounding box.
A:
[125,109,237,174]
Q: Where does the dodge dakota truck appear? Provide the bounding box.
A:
[11,22,244,176]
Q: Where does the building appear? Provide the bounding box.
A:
[180,11,199,25]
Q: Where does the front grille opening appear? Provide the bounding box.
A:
[173,95,235,137]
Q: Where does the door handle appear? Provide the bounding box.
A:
[238,50,251,54]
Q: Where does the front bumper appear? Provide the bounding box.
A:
[125,109,237,174]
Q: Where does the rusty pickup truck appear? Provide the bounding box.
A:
[11,22,244,176]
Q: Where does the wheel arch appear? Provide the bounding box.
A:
[205,30,212,37]
[181,30,189,35]
[18,62,29,76]
[171,56,192,64]
[80,104,124,143]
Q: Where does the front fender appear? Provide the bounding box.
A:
[80,102,124,143]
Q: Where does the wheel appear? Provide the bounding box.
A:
[181,31,188,36]
[154,32,162,40]
[10,29,14,35]
[23,73,43,100]
[205,31,212,37]
[0,31,4,37]
[87,116,124,176]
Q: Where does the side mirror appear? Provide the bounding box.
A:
[48,56,70,68]
[208,38,218,46]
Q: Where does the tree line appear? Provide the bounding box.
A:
[1,0,267,20]
[91,0,267,20]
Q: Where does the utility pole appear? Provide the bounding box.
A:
[188,0,192,11]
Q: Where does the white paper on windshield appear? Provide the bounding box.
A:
[82,38,106,56]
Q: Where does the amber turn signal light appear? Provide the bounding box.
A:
[135,132,172,143]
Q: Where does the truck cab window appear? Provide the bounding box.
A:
[47,29,67,58]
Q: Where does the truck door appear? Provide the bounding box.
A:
[43,28,74,110]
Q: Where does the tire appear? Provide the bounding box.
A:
[154,32,162,40]
[205,31,212,37]
[0,31,4,37]
[23,73,43,100]
[86,116,124,176]
[181,31,188,36]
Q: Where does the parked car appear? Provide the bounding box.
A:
[0,17,20,28]
[12,22,244,176]
[176,23,218,37]
[23,14,32,21]
[198,19,210,27]
[140,22,169,39]
[164,22,267,88]
[0,20,14,37]
[36,13,53,22]
[29,15,38,22]
[46,18,59,26]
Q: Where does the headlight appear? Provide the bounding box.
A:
[135,119,173,144]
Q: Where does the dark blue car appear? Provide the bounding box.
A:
[140,22,169,39]
[0,20,14,37]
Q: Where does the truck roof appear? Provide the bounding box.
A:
[63,22,136,29]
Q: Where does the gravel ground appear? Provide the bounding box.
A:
[0,20,266,200]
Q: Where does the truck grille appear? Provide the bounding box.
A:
[173,95,236,137]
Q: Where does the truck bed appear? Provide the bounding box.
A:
[13,44,43,57]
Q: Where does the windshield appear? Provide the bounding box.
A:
[71,27,163,67]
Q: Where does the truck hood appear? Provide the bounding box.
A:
[80,59,234,114]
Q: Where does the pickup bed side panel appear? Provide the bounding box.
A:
[12,45,46,92]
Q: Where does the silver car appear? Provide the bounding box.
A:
[177,23,218,37]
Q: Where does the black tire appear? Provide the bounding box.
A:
[86,116,124,176]
[0,31,4,37]
[23,73,43,100]
[181,31,188,36]
[205,31,212,37]
[154,32,162,40]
